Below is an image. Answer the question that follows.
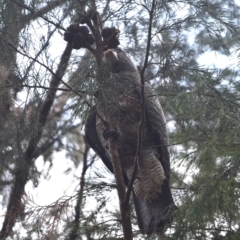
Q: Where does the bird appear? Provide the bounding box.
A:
[85,47,177,237]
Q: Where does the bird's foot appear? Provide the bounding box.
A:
[103,129,119,141]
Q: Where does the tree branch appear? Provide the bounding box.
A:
[107,133,133,240]
[89,2,133,239]
[90,0,104,66]
[0,42,73,239]
[125,0,156,204]
[69,136,91,240]
[10,0,68,30]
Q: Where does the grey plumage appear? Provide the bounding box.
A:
[85,48,177,235]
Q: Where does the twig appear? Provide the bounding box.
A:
[1,38,95,101]
[3,84,80,93]
[0,41,73,239]
[69,136,91,240]
[125,0,156,204]
[90,0,104,66]
[10,0,67,30]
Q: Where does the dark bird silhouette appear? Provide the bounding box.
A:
[85,48,177,236]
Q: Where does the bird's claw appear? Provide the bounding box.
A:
[103,129,119,141]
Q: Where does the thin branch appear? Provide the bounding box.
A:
[0,37,92,100]
[21,11,69,82]
[32,123,82,160]
[125,0,156,204]
[69,136,91,240]
[22,193,78,238]
[23,32,55,80]
[100,0,111,19]
[141,0,155,76]
[0,42,73,239]
[27,43,73,158]
[10,0,68,30]
[2,84,87,94]
[90,0,104,66]
[89,1,133,239]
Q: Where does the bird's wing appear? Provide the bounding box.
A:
[144,83,170,179]
[85,106,114,174]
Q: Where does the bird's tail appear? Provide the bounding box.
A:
[133,179,177,235]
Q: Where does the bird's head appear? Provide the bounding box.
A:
[102,48,137,74]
